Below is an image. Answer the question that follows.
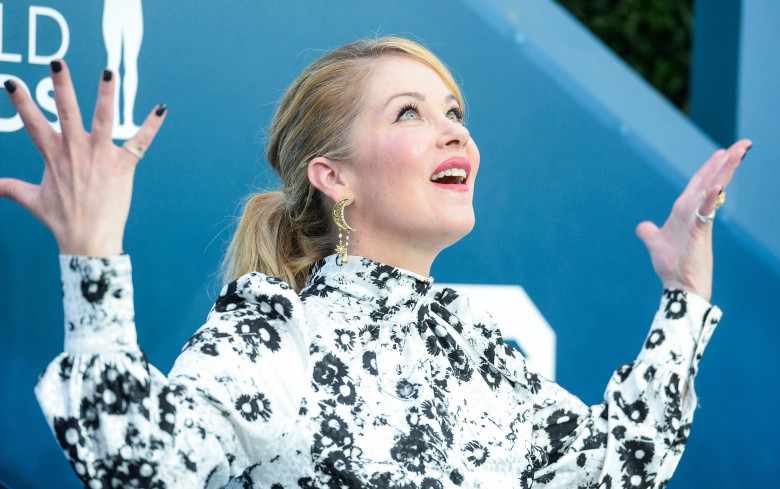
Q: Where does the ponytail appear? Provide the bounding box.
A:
[221,191,332,292]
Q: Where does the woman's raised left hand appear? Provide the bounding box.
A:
[635,139,751,302]
[0,60,166,257]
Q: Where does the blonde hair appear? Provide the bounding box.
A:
[222,37,464,291]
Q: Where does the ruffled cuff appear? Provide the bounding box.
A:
[59,255,137,353]
[638,289,721,379]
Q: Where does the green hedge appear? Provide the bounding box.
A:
[556,0,692,111]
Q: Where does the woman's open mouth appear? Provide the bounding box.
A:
[430,168,467,184]
[430,157,471,188]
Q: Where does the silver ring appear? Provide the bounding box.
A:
[122,142,145,159]
[695,208,715,223]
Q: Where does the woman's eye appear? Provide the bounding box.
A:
[447,107,464,123]
[398,107,420,121]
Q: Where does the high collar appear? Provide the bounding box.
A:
[304,254,434,312]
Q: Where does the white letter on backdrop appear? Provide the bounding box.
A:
[0,4,23,62]
[29,6,70,65]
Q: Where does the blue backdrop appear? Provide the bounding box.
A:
[1,1,778,488]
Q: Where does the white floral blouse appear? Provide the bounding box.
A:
[36,254,720,489]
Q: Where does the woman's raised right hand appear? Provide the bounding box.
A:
[1,60,166,257]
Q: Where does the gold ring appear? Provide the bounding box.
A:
[702,189,727,210]
[715,190,726,210]
[122,142,145,159]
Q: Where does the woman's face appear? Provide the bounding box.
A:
[344,55,480,273]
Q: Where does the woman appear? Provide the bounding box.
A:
[1,38,749,488]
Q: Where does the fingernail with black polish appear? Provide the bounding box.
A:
[155,104,167,116]
[102,69,112,82]
[50,60,62,73]
[4,80,17,94]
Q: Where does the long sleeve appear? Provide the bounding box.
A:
[528,290,721,488]
[35,256,310,488]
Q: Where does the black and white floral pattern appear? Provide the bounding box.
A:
[36,254,721,488]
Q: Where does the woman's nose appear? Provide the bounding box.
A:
[437,117,470,148]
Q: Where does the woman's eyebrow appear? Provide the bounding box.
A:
[383,92,459,108]
[384,91,426,108]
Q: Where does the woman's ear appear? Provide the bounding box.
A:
[308,157,352,204]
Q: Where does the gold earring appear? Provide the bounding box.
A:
[333,196,356,264]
